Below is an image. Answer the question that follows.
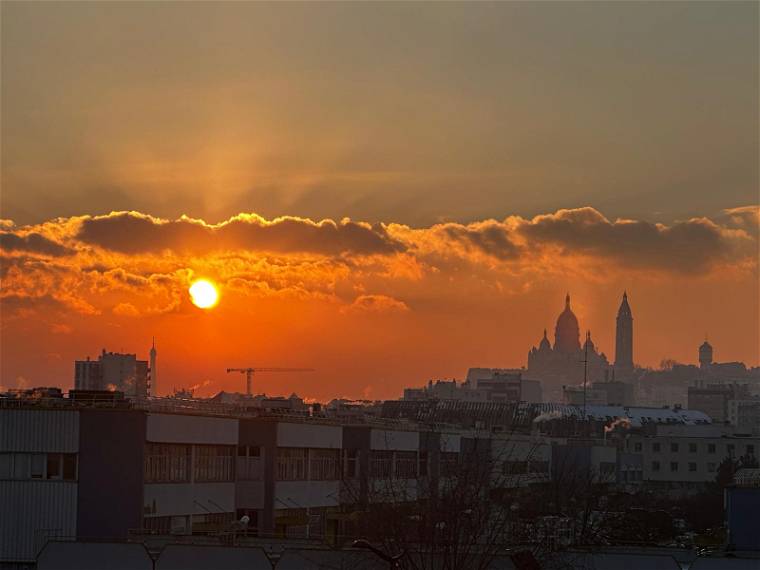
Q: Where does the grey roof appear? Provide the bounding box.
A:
[276,549,385,570]
[156,544,272,570]
[548,552,681,570]
[381,399,711,429]
[37,542,153,570]
[691,558,760,570]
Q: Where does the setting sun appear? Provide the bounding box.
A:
[189,279,219,309]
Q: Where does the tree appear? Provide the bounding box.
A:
[337,429,546,570]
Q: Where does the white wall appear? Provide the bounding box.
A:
[277,423,341,449]
[146,414,238,445]
[439,433,461,453]
[275,480,340,508]
[370,429,419,451]
[144,482,235,517]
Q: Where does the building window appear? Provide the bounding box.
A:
[440,452,459,477]
[276,448,307,481]
[236,446,263,481]
[0,454,10,479]
[688,462,697,472]
[707,462,716,473]
[634,442,642,452]
[143,516,172,534]
[671,443,679,453]
[652,443,661,452]
[343,449,359,479]
[144,443,191,483]
[62,454,77,480]
[747,445,755,456]
[369,451,393,478]
[727,444,735,457]
[194,446,234,482]
[309,449,340,481]
[31,454,45,479]
[670,462,678,472]
[689,443,697,453]
[652,461,660,472]
[46,454,62,480]
[504,461,528,475]
[419,451,428,477]
[192,512,234,534]
[0,453,77,481]
[708,444,716,454]
[394,451,418,479]
[599,462,616,479]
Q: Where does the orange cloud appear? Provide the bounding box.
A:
[112,302,140,317]
[342,294,410,314]
[74,211,404,256]
[1,206,756,324]
[1,206,757,400]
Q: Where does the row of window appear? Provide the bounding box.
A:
[144,444,234,483]
[0,452,77,481]
[650,461,718,473]
[634,441,755,455]
[503,460,550,476]
[146,445,533,483]
[274,449,457,481]
[276,448,342,481]
[145,445,442,483]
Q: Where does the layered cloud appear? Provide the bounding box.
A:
[514,207,753,273]
[0,206,756,321]
[0,231,75,257]
[74,211,403,256]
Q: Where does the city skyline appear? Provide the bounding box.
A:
[1,1,758,399]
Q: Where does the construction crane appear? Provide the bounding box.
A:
[226,367,314,397]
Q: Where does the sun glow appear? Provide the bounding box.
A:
[189,279,219,309]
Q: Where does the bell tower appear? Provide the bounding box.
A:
[614,291,633,378]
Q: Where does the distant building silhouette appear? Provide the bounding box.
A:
[74,348,149,398]
[614,291,634,379]
[526,294,610,397]
[699,339,714,370]
[402,369,542,404]
[149,338,157,396]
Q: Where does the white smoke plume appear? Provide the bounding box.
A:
[533,410,564,423]
[188,379,212,394]
[604,417,632,433]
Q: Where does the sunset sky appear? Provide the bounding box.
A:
[1,2,758,399]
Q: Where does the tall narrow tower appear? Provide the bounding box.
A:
[614,292,634,378]
[149,337,157,396]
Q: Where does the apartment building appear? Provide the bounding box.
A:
[623,426,759,486]
[3,400,549,566]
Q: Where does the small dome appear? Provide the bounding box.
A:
[583,330,595,352]
[539,329,551,351]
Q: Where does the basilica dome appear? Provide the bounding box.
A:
[554,294,581,353]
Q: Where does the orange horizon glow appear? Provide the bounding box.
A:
[0,206,758,400]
